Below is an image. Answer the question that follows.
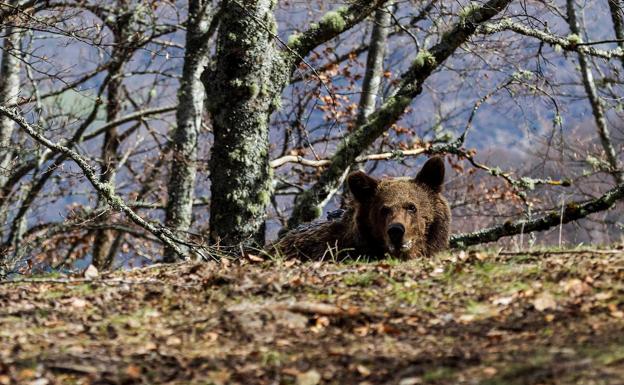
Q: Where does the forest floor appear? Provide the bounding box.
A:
[1,248,624,385]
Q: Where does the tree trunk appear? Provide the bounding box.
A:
[0,23,22,243]
[91,64,123,269]
[608,0,624,69]
[567,0,623,185]
[164,0,212,262]
[91,10,133,269]
[0,24,21,188]
[334,4,393,210]
[356,3,392,127]
[204,0,281,248]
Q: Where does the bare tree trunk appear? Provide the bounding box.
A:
[334,3,393,208]
[91,11,133,269]
[0,23,22,242]
[204,0,281,249]
[356,3,392,127]
[0,24,21,188]
[567,0,623,185]
[91,68,123,269]
[608,0,624,69]
[163,0,213,262]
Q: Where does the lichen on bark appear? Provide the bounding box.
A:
[164,0,212,262]
[205,0,280,248]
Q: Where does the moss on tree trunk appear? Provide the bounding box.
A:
[204,0,281,248]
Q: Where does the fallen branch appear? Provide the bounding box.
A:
[0,277,165,285]
[450,182,624,248]
[281,301,360,316]
[498,249,623,256]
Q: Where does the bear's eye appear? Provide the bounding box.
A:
[380,206,391,216]
[406,203,417,213]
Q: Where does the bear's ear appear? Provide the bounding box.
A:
[347,170,379,202]
[414,156,445,192]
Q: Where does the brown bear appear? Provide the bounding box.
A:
[270,156,451,260]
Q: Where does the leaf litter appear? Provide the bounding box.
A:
[0,249,623,384]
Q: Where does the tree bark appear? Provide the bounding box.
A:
[0,21,22,245]
[0,24,21,189]
[567,0,623,185]
[608,0,624,69]
[356,3,392,127]
[91,9,134,269]
[164,0,213,262]
[205,0,282,248]
[204,1,392,248]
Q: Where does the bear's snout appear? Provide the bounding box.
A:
[387,223,405,246]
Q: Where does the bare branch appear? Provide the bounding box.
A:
[285,1,390,65]
[450,182,624,248]
[287,0,514,229]
[479,20,624,60]
[270,148,426,169]
[0,106,188,260]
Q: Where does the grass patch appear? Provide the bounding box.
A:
[343,272,380,287]
[423,366,457,383]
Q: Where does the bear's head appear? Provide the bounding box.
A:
[347,156,448,259]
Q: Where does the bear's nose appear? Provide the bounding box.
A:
[387,223,405,245]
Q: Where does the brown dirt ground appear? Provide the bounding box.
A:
[1,249,623,385]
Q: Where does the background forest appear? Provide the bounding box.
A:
[0,0,623,274]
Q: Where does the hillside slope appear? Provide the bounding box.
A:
[1,249,623,384]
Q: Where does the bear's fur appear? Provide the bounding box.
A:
[270,156,451,260]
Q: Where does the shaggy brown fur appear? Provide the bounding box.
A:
[270,156,451,260]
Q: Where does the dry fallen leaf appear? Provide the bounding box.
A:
[296,369,321,385]
[561,278,591,297]
[492,296,513,306]
[354,325,369,336]
[458,314,476,323]
[71,298,88,308]
[125,364,141,379]
[398,377,422,385]
[533,292,557,311]
[165,336,182,346]
[28,379,49,385]
[206,369,231,385]
[594,291,613,301]
[84,264,99,279]
[247,254,265,263]
[17,369,36,381]
[483,367,498,376]
[610,310,624,319]
[356,364,371,377]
